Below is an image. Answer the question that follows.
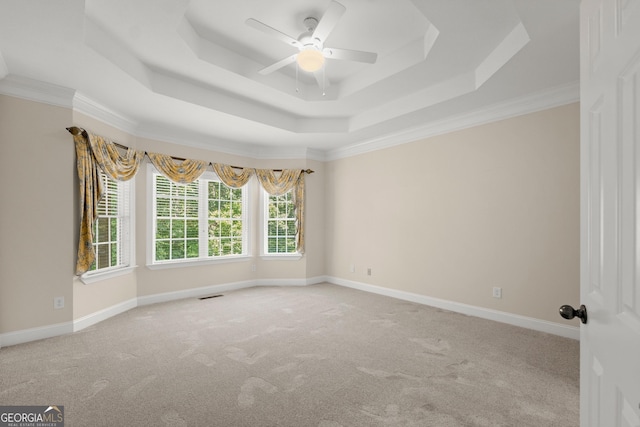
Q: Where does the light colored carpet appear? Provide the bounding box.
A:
[0,283,579,426]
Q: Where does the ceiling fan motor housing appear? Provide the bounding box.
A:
[299,17,322,49]
[303,17,319,32]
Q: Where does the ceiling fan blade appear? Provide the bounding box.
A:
[258,54,297,75]
[323,47,377,64]
[311,1,346,43]
[246,18,302,49]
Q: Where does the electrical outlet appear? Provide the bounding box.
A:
[349,264,355,273]
[367,268,372,276]
[251,264,256,272]
[54,297,65,309]
[492,287,502,299]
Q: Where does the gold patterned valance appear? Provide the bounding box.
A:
[213,163,255,188]
[88,134,144,182]
[255,169,302,196]
[67,126,312,273]
[148,152,208,184]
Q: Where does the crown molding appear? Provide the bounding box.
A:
[72,92,138,134]
[134,122,267,159]
[0,74,75,108]
[73,91,325,161]
[325,81,580,161]
[252,146,326,161]
[0,74,317,160]
[76,99,328,161]
[0,74,579,163]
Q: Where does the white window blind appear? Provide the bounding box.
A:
[89,171,131,272]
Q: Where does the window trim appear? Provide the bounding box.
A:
[146,164,251,268]
[80,172,136,285]
[259,187,302,260]
[145,255,250,270]
[80,265,137,284]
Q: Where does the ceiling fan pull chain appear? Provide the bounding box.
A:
[322,64,326,96]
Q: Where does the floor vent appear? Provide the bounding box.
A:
[199,294,223,300]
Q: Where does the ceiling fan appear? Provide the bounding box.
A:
[246,1,377,88]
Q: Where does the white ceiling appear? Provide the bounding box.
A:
[0,0,579,159]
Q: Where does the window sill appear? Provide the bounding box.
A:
[146,255,251,270]
[260,253,303,261]
[80,265,137,285]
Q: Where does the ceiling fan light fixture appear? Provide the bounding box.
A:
[297,47,324,72]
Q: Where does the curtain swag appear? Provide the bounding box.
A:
[148,152,208,184]
[88,134,144,181]
[69,127,311,274]
[213,163,254,188]
[255,169,301,195]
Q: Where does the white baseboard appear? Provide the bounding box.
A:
[326,276,580,340]
[254,276,327,287]
[0,321,74,348]
[137,280,256,306]
[138,277,326,306]
[304,276,329,286]
[0,276,578,348]
[73,298,138,332]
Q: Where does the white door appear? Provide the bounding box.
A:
[580,0,640,425]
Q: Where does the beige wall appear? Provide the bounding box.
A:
[325,103,580,323]
[0,92,579,338]
[0,95,75,333]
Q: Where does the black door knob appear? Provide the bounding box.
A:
[559,304,588,324]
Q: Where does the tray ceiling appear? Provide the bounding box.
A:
[0,0,579,158]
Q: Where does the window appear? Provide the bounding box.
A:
[87,172,132,273]
[151,170,247,264]
[264,190,297,254]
